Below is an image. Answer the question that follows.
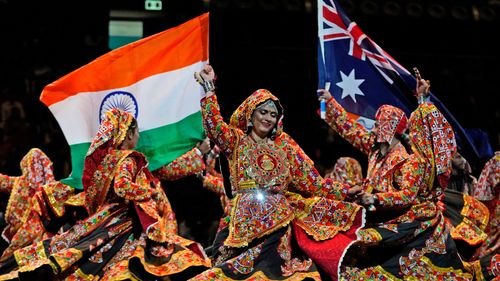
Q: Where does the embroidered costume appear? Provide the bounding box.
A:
[341,102,474,280]
[0,144,207,268]
[0,109,210,280]
[0,148,55,243]
[324,98,411,207]
[190,89,363,280]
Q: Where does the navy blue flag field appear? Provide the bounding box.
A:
[317,0,490,169]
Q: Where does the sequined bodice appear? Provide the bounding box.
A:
[233,136,291,193]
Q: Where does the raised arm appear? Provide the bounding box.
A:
[196,65,242,156]
[318,89,374,155]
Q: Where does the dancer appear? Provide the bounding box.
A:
[190,65,363,280]
[340,70,473,280]
[0,108,210,280]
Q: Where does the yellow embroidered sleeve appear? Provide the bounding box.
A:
[154,148,205,181]
[284,133,349,200]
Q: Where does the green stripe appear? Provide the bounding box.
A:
[62,111,205,189]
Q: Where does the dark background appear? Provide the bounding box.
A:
[0,0,499,246]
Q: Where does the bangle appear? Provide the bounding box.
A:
[194,72,215,93]
[201,80,215,93]
[194,147,203,156]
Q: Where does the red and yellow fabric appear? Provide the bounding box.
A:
[0,109,210,280]
[341,102,473,280]
[408,102,456,189]
[0,181,79,262]
[192,90,363,280]
[374,104,408,144]
[0,148,55,243]
[153,146,205,181]
[331,157,363,186]
[325,97,410,197]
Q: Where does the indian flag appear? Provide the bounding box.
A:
[40,13,209,189]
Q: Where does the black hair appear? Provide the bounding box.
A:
[129,118,138,131]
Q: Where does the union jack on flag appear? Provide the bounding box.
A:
[317,0,485,167]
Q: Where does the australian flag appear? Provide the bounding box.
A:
[317,0,491,170]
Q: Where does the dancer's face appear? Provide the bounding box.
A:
[251,104,278,138]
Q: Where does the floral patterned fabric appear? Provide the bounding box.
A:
[191,91,363,280]
[408,102,457,189]
[474,151,499,201]
[0,181,80,263]
[0,148,55,243]
[0,146,205,266]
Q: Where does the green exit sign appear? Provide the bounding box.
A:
[145,0,162,10]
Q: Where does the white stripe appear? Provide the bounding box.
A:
[49,61,206,145]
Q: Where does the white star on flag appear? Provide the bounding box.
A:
[336,69,365,103]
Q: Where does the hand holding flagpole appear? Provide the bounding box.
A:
[318,82,331,120]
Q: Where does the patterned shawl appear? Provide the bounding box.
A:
[408,102,456,188]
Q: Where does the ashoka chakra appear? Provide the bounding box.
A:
[99,91,138,123]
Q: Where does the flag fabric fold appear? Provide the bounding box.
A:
[317,0,487,168]
[40,13,209,189]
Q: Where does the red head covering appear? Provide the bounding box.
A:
[374,105,408,143]
[82,108,135,190]
[3,148,55,241]
[408,102,456,188]
[19,148,55,190]
[229,89,284,137]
